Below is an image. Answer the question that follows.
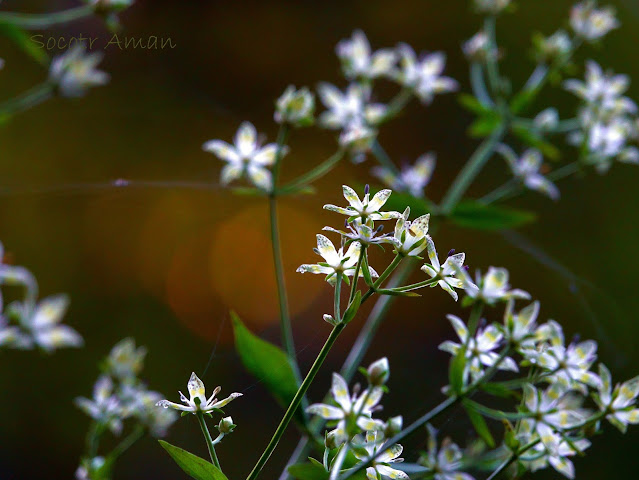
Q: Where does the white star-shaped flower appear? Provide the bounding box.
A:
[203,121,285,191]
[307,373,384,444]
[324,185,401,222]
[420,238,470,301]
[395,45,458,104]
[336,30,397,80]
[297,235,378,284]
[156,372,242,414]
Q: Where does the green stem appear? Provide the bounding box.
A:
[278,149,345,194]
[268,125,304,393]
[478,178,519,205]
[197,412,221,470]
[392,276,438,293]
[349,247,366,302]
[361,254,403,303]
[439,123,507,214]
[246,322,347,480]
[483,16,502,96]
[105,425,145,466]
[341,259,414,382]
[329,443,350,480]
[0,82,54,116]
[547,161,580,181]
[370,140,400,176]
[379,88,413,124]
[486,439,541,480]
[0,5,94,29]
[470,63,494,107]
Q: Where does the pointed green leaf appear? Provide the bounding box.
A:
[462,399,496,448]
[342,290,361,324]
[458,93,494,115]
[511,124,560,161]
[230,311,304,422]
[158,440,228,480]
[449,347,467,395]
[450,201,536,231]
[468,113,501,138]
[0,23,48,65]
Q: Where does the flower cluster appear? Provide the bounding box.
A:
[433,274,639,479]
[565,61,639,173]
[0,242,83,352]
[298,185,470,302]
[308,358,408,479]
[75,339,177,479]
[76,339,177,438]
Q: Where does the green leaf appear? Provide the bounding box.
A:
[509,89,536,115]
[480,382,520,399]
[230,312,304,423]
[0,23,48,65]
[449,347,467,395]
[158,440,228,480]
[449,201,536,231]
[342,290,361,324]
[511,124,560,161]
[468,113,501,138]
[462,399,496,448]
[287,462,329,480]
[458,93,493,115]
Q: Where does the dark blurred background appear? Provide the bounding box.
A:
[1,0,639,478]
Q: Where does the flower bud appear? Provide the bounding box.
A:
[384,415,403,437]
[462,32,494,63]
[325,429,346,449]
[217,416,236,434]
[534,108,559,131]
[473,0,510,15]
[367,357,390,386]
[274,85,315,127]
[533,30,572,63]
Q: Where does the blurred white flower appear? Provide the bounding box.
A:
[395,45,458,104]
[75,375,124,435]
[466,267,530,305]
[157,372,242,414]
[372,153,436,197]
[498,146,559,200]
[106,337,147,381]
[570,1,619,41]
[419,425,475,480]
[203,121,285,190]
[11,294,83,352]
[49,45,109,98]
[336,30,397,80]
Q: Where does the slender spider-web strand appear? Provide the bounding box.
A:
[501,229,626,365]
[0,179,222,198]
[202,315,228,377]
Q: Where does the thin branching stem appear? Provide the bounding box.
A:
[0,5,94,29]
